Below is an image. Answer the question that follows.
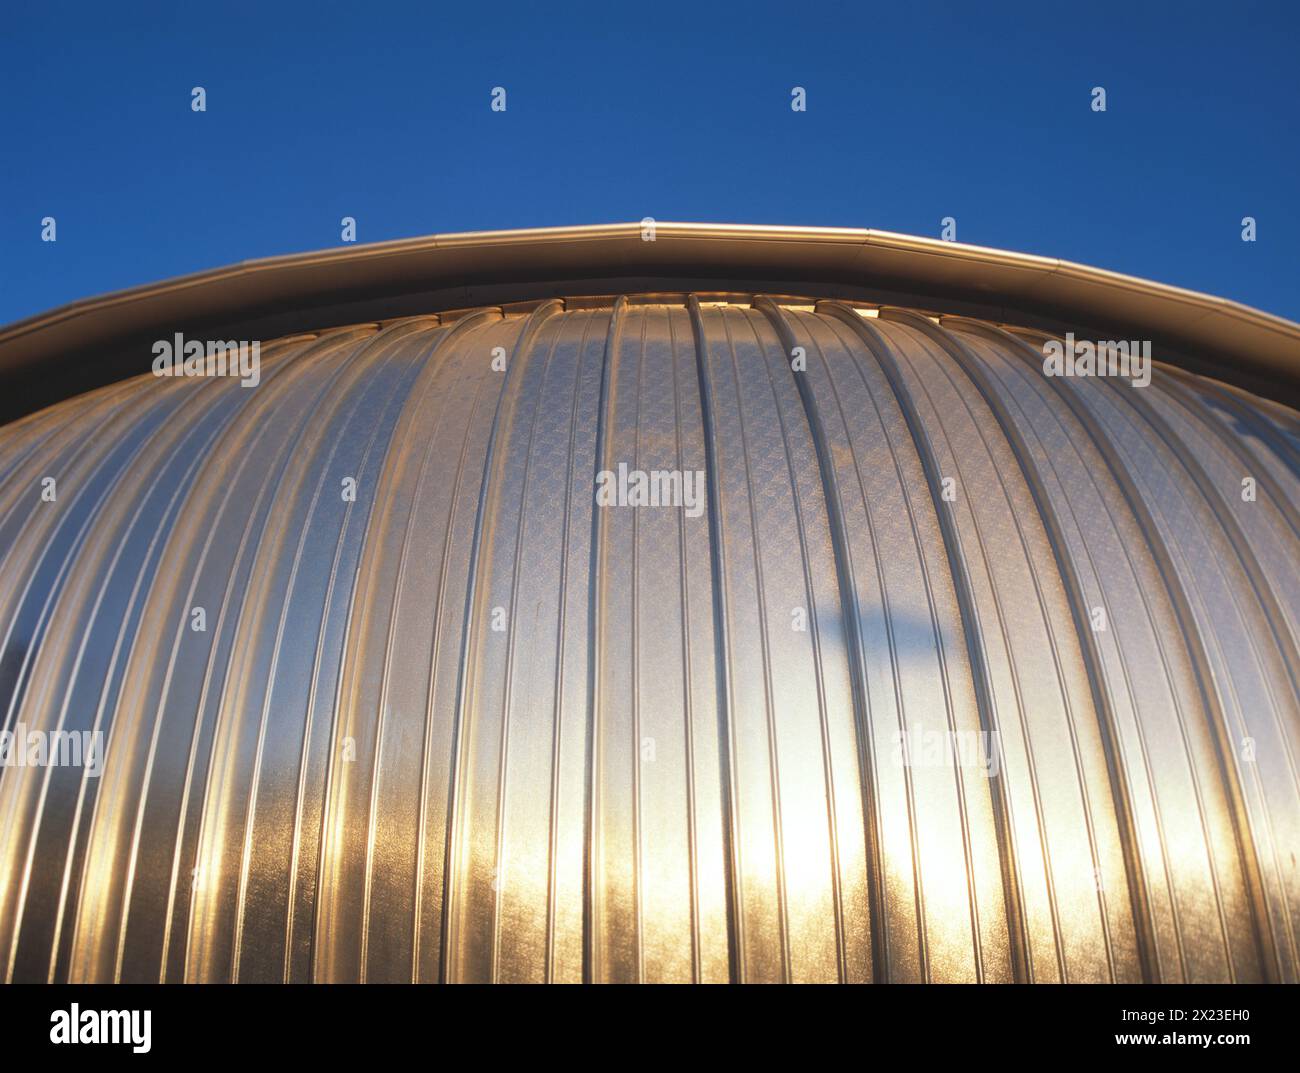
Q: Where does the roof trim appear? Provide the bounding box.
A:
[2,222,1297,420]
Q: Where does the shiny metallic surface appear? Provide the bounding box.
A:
[0,231,1298,983]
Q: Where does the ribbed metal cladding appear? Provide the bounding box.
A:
[0,295,1297,984]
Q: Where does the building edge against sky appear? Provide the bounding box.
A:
[0,226,1297,982]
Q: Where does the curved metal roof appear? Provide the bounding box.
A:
[1,223,1298,424]
[0,235,1298,983]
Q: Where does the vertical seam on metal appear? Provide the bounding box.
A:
[544,309,598,982]
[33,363,278,983]
[752,296,886,982]
[982,321,1282,983]
[901,311,1159,983]
[1096,352,1299,978]
[175,330,375,983]
[303,317,489,981]
[583,297,624,984]
[686,295,743,983]
[742,303,845,981]
[160,327,402,981]
[300,321,446,980]
[292,326,436,982]
[409,312,500,981]
[630,311,646,982]
[667,308,704,982]
[488,319,564,982]
[818,301,1032,984]
[438,299,562,983]
[717,307,792,980]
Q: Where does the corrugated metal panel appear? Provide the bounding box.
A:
[0,296,1296,983]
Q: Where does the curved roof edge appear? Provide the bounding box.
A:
[2,222,1298,421]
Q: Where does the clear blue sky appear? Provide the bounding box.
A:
[3,0,1297,325]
